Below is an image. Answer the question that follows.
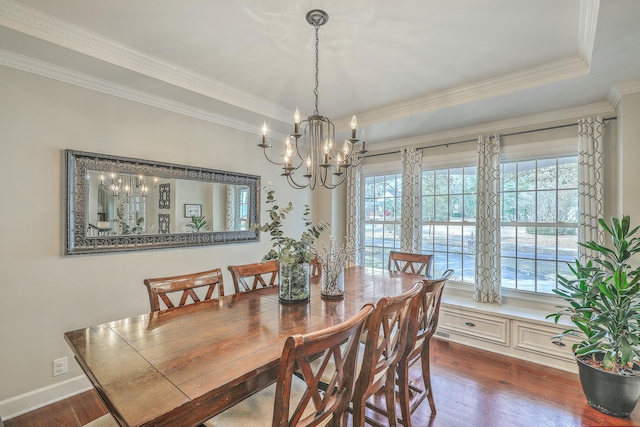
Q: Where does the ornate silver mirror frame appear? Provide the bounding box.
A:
[65,149,260,255]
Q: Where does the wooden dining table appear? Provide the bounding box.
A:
[64,266,425,427]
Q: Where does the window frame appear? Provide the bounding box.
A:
[358,136,579,298]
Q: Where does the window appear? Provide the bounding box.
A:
[421,167,477,281]
[363,173,402,268]
[500,156,578,293]
[235,186,249,231]
[360,155,578,295]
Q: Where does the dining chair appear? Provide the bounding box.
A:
[204,303,374,427]
[143,268,225,312]
[388,251,433,276]
[310,256,322,277]
[228,260,279,293]
[351,281,423,427]
[397,269,453,426]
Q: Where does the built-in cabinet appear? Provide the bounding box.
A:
[436,295,580,373]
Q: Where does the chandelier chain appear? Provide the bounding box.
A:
[314,24,320,115]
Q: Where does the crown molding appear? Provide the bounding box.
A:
[0,48,268,136]
[0,0,291,122]
[2,0,599,134]
[369,101,615,154]
[608,78,640,109]
[335,56,590,130]
[578,0,599,65]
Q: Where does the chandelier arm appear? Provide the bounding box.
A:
[286,173,310,190]
[292,134,307,162]
[261,147,286,166]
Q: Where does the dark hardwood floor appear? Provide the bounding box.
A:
[5,339,640,426]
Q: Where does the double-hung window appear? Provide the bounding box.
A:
[363,173,402,268]
[421,167,477,281]
[500,156,579,293]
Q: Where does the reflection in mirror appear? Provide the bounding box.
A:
[66,150,260,255]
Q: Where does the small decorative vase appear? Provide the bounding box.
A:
[321,265,344,300]
[279,262,310,304]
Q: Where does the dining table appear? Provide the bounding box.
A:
[64,266,425,427]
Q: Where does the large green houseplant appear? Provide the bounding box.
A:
[254,189,328,303]
[548,215,640,417]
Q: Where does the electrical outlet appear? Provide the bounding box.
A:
[53,357,67,376]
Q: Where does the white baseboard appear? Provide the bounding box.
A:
[0,375,92,421]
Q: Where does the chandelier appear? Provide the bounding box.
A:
[258,9,367,190]
[99,172,153,200]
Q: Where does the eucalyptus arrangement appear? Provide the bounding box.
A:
[186,215,210,232]
[115,202,144,235]
[254,188,328,302]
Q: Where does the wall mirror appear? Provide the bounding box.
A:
[65,149,260,255]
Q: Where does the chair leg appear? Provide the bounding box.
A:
[352,397,366,427]
[421,343,436,416]
[384,368,399,427]
[397,359,412,427]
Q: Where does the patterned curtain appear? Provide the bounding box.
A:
[578,117,605,262]
[345,166,361,266]
[400,147,422,254]
[474,134,501,304]
[226,185,235,231]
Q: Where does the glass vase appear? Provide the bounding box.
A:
[321,264,344,300]
[279,262,310,303]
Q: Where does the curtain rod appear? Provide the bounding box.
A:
[364,116,617,159]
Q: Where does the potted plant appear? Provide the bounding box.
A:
[548,215,640,418]
[186,215,210,232]
[254,189,328,303]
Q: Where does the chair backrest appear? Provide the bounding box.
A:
[228,260,279,293]
[272,304,374,427]
[403,269,453,359]
[388,251,433,275]
[310,256,321,278]
[143,268,224,312]
[354,281,423,399]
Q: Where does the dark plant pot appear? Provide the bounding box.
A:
[576,355,640,418]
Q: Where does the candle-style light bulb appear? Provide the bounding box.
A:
[323,141,329,164]
[360,129,367,152]
[100,174,105,185]
[261,122,268,136]
[350,115,358,139]
[306,156,311,173]
[292,107,301,135]
[284,137,293,158]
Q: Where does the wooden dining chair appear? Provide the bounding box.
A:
[310,256,322,277]
[397,269,453,426]
[350,281,423,427]
[204,304,374,427]
[228,260,279,293]
[143,268,225,312]
[388,251,433,276]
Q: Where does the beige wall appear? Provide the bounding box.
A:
[0,66,316,410]
[616,91,640,265]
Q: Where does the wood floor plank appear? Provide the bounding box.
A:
[5,339,640,426]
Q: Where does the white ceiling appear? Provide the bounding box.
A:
[1,0,639,146]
